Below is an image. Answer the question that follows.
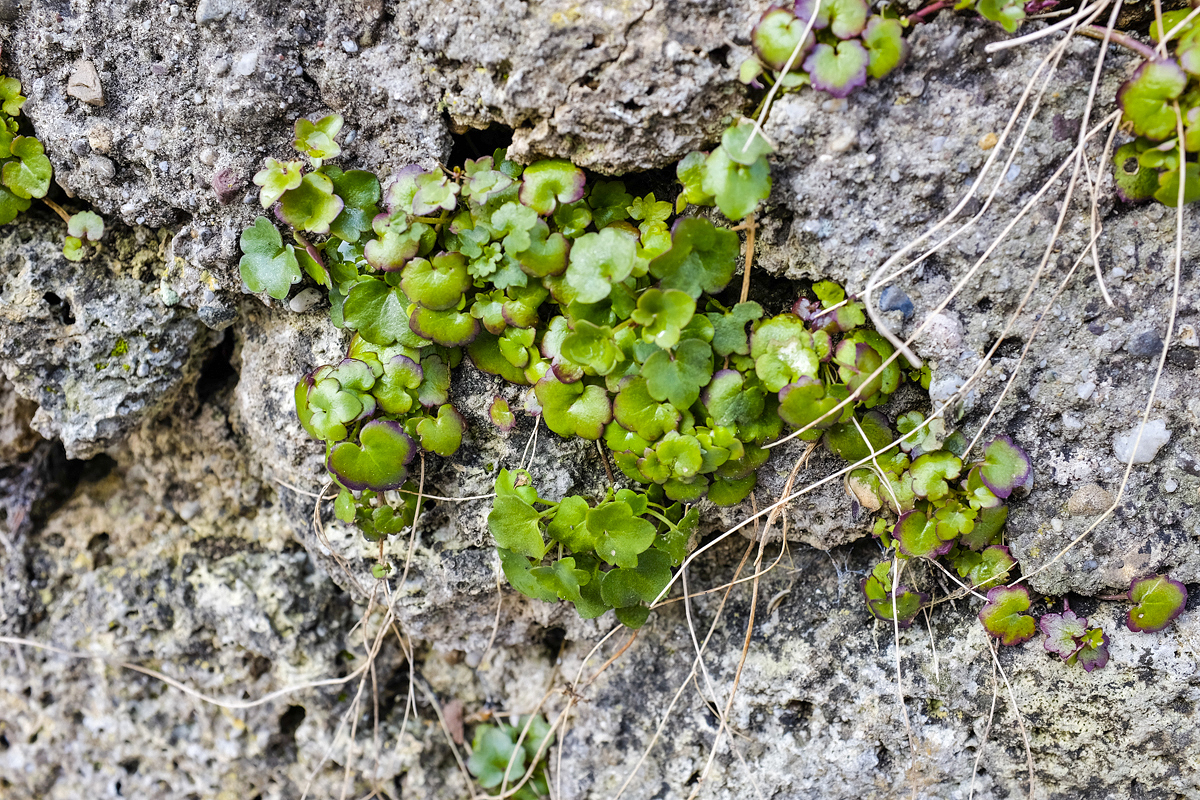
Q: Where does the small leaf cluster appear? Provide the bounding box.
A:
[1113,13,1200,206]
[743,1,910,99]
[0,75,50,225]
[1040,605,1109,672]
[466,714,554,799]
[675,118,773,220]
[490,468,698,628]
[855,430,1030,628]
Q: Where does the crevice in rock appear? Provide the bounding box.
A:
[195,329,238,405]
[447,123,515,168]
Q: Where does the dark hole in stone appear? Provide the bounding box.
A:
[115,781,122,795]
[541,625,566,661]
[87,532,112,568]
[983,335,1023,360]
[448,124,515,168]
[41,292,75,325]
[79,453,117,484]
[621,99,640,111]
[119,757,140,775]
[196,331,237,403]
[708,44,730,68]
[0,733,8,749]
[266,705,307,760]
[976,297,993,313]
[39,691,53,707]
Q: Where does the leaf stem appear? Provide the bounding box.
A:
[1077,25,1158,60]
[906,0,954,25]
[41,198,72,225]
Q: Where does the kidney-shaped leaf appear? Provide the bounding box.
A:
[978,585,1036,646]
[1127,574,1187,633]
[328,420,415,492]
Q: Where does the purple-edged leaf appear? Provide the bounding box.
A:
[793,0,830,29]
[518,159,586,215]
[1040,609,1088,659]
[979,585,1036,646]
[490,396,516,431]
[1073,629,1110,672]
[803,41,868,99]
[1117,59,1188,140]
[414,404,466,457]
[1127,574,1188,633]
[979,435,1032,499]
[860,560,927,628]
[964,544,1015,589]
[752,8,815,71]
[328,420,415,492]
[895,509,954,559]
[408,305,480,347]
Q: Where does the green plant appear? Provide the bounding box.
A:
[1040,604,1109,672]
[466,714,554,799]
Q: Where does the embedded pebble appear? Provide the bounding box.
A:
[879,285,914,319]
[1075,381,1095,400]
[71,139,90,157]
[211,168,241,204]
[1005,164,1021,182]
[289,288,323,313]
[1164,478,1179,494]
[1062,412,1084,430]
[67,59,105,106]
[1068,483,1114,515]
[233,52,257,76]
[342,39,359,53]
[1127,331,1163,359]
[86,154,116,182]
[922,312,963,354]
[1113,419,1171,464]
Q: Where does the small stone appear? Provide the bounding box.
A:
[979,132,998,150]
[199,148,217,166]
[1005,164,1021,183]
[71,139,90,157]
[1068,483,1114,515]
[889,169,900,182]
[1113,419,1171,465]
[341,39,359,53]
[289,288,323,314]
[211,58,230,77]
[159,161,170,174]
[233,52,257,77]
[196,0,232,23]
[87,125,114,154]
[1051,518,1063,532]
[67,60,105,107]
[1180,324,1199,347]
[178,501,202,522]
[85,154,116,182]
[1164,478,1179,494]
[1062,412,1084,430]
[1127,331,1163,359]
[211,168,241,205]
[293,26,312,44]
[1075,381,1095,400]
[879,286,914,320]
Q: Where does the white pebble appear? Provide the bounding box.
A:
[1075,381,1095,400]
[289,287,323,313]
[1113,419,1171,464]
[1164,478,1179,493]
[342,39,359,53]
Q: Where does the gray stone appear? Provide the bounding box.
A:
[196,0,233,23]
[879,284,914,319]
[66,60,104,107]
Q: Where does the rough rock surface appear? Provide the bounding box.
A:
[2,5,1200,800]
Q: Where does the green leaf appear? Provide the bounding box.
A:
[960,503,1008,550]
[823,410,893,463]
[67,210,105,242]
[415,404,466,456]
[253,158,304,208]
[0,76,27,116]
[335,488,356,523]
[589,501,658,568]
[401,251,471,310]
[519,158,586,215]
[489,396,516,431]
[601,548,672,603]
[294,113,343,165]
[63,236,85,262]
[530,557,592,604]
[676,151,715,212]
[561,320,623,376]
[751,315,818,391]
[863,16,909,80]
[960,545,1016,590]
[644,339,713,408]
[2,136,51,199]
[327,167,382,242]
[371,354,423,415]
[648,218,740,299]
[721,119,774,167]
[546,495,596,552]
[700,146,772,222]
[239,217,302,299]
[1112,142,1159,203]
[0,184,31,225]
[777,377,842,435]
[489,495,546,559]
[412,170,459,215]
[860,561,926,628]
[408,305,480,347]
[534,376,612,440]
[631,288,695,349]
[976,0,1026,32]
[708,472,757,506]
[978,586,1036,646]
[1118,59,1188,140]
[278,172,345,235]
[613,377,681,441]
[588,180,633,227]
[1127,574,1188,633]
[343,279,420,346]
[365,218,434,271]
[467,722,527,789]
[909,451,963,501]
[565,227,638,304]
[894,509,954,559]
[327,420,414,492]
[751,7,815,71]
[708,301,764,357]
[703,369,765,429]
[978,435,1031,499]
[640,432,704,482]
[1153,161,1200,206]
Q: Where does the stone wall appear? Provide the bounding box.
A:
[1,2,1198,798]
